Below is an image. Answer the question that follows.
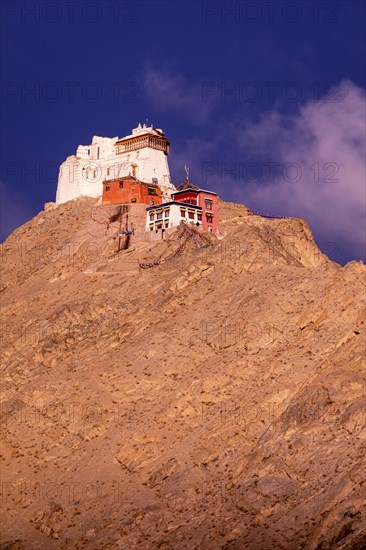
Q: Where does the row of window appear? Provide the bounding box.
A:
[182,198,197,205]
[115,136,169,155]
[181,210,202,220]
[116,137,149,154]
[105,182,158,194]
[105,182,124,192]
[149,220,216,232]
[149,209,213,223]
[177,198,213,210]
[150,209,169,221]
[181,211,213,222]
[149,209,202,221]
[150,222,170,231]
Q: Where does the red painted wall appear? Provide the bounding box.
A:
[171,189,219,233]
[102,177,162,206]
[172,191,198,205]
[197,191,219,233]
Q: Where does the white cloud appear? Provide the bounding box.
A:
[159,76,365,263]
[233,80,365,262]
[141,64,213,122]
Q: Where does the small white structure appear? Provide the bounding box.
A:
[146,201,203,232]
[56,124,175,204]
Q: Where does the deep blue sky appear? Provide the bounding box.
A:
[1,0,365,264]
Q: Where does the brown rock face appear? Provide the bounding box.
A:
[1,197,365,549]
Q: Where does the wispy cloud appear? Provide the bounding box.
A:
[141,64,213,122]
[231,80,365,263]
[161,77,365,263]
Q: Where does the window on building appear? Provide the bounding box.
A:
[131,198,136,203]
[149,213,154,221]
[198,213,202,221]
[205,199,213,210]
[180,210,186,217]
[188,211,194,219]
[119,181,123,189]
[206,213,213,222]
[148,186,157,196]
[164,209,170,217]
[157,211,163,220]
[106,185,110,192]
[164,222,169,228]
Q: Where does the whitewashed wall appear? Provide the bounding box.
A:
[56,127,175,204]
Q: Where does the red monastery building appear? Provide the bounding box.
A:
[146,181,220,234]
[102,175,162,207]
[172,182,219,233]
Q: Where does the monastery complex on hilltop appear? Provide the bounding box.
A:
[56,124,219,234]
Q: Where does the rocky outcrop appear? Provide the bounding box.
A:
[0,197,365,549]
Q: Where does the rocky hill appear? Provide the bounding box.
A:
[1,198,365,550]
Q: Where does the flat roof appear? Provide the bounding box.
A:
[172,188,217,196]
[146,201,202,211]
[103,177,159,188]
[115,132,170,144]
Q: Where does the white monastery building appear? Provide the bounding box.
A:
[56,123,176,204]
[146,201,203,232]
